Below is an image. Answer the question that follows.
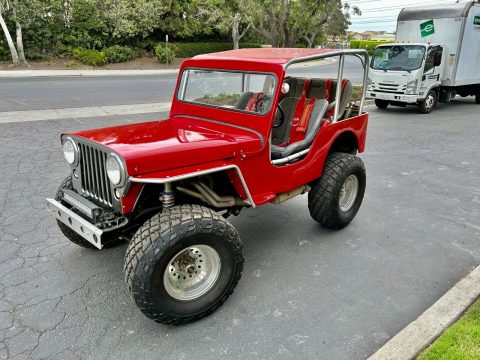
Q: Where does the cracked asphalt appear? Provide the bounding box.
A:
[0,99,479,360]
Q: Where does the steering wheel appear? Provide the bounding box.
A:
[273,104,285,128]
[379,60,389,69]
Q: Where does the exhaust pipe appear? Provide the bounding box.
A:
[176,182,244,208]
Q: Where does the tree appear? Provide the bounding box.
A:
[324,2,360,44]
[0,0,19,63]
[218,1,251,50]
[198,0,251,50]
[0,0,53,64]
[244,0,359,48]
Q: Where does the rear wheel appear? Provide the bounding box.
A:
[419,90,437,114]
[124,204,244,325]
[476,94,480,104]
[375,99,390,109]
[308,153,366,229]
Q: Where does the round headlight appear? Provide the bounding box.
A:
[106,153,125,187]
[63,138,77,165]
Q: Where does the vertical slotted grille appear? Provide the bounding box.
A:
[79,143,112,206]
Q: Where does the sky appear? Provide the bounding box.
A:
[348,0,470,33]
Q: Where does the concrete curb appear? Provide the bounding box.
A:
[368,265,480,360]
[0,69,179,78]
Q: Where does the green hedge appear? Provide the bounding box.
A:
[350,40,394,55]
[172,42,262,58]
[72,48,106,66]
[154,44,175,64]
[104,45,136,63]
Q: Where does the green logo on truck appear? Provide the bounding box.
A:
[474,16,480,25]
[420,20,435,37]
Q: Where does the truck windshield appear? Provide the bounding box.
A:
[371,45,426,71]
[177,69,276,114]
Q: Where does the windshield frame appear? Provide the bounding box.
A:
[370,45,427,72]
[176,67,278,116]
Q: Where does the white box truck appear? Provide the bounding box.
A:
[367,1,480,113]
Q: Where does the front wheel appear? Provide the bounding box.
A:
[124,205,244,325]
[308,153,366,229]
[375,99,390,109]
[418,90,437,114]
[475,94,480,104]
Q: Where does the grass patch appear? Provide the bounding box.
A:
[351,85,365,102]
[194,92,241,106]
[417,298,480,360]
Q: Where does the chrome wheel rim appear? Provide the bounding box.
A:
[339,175,359,212]
[425,94,435,109]
[164,245,221,301]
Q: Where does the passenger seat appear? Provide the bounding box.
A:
[307,79,352,120]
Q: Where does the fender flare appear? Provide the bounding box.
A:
[129,165,255,207]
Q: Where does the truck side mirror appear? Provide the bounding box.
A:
[434,50,442,67]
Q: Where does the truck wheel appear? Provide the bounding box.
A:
[418,90,437,114]
[55,176,96,249]
[375,99,390,109]
[124,204,244,325]
[476,94,480,104]
[308,153,366,230]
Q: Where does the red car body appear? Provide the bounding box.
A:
[67,48,368,214]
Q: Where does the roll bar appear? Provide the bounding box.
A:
[284,49,370,123]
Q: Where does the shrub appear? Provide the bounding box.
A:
[154,44,175,64]
[104,45,136,63]
[350,40,394,55]
[135,38,158,52]
[172,42,262,58]
[0,39,10,60]
[72,48,106,66]
[133,47,146,58]
[24,49,50,61]
[66,60,81,68]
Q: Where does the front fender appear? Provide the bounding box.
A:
[121,160,255,214]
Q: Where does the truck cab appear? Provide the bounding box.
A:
[367,43,445,113]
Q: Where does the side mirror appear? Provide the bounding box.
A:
[434,51,442,67]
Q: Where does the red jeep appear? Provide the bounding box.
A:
[47,48,369,324]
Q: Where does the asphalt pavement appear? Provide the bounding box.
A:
[0,93,479,359]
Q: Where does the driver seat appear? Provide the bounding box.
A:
[271,99,329,160]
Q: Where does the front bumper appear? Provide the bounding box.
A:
[46,198,104,249]
[367,92,421,103]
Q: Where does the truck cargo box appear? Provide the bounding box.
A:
[396,1,480,87]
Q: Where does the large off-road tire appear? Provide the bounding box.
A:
[375,99,390,109]
[418,90,437,114]
[55,175,96,249]
[124,204,244,325]
[308,153,366,230]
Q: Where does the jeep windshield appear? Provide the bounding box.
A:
[177,69,276,114]
[371,45,426,71]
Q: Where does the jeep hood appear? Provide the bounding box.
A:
[69,116,263,176]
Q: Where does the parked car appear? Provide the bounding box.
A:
[47,48,370,324]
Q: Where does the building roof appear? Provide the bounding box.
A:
[192,48,340,65]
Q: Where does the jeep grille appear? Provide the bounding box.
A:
[78,143,113,207]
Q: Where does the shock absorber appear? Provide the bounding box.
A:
[162,182,175,209]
